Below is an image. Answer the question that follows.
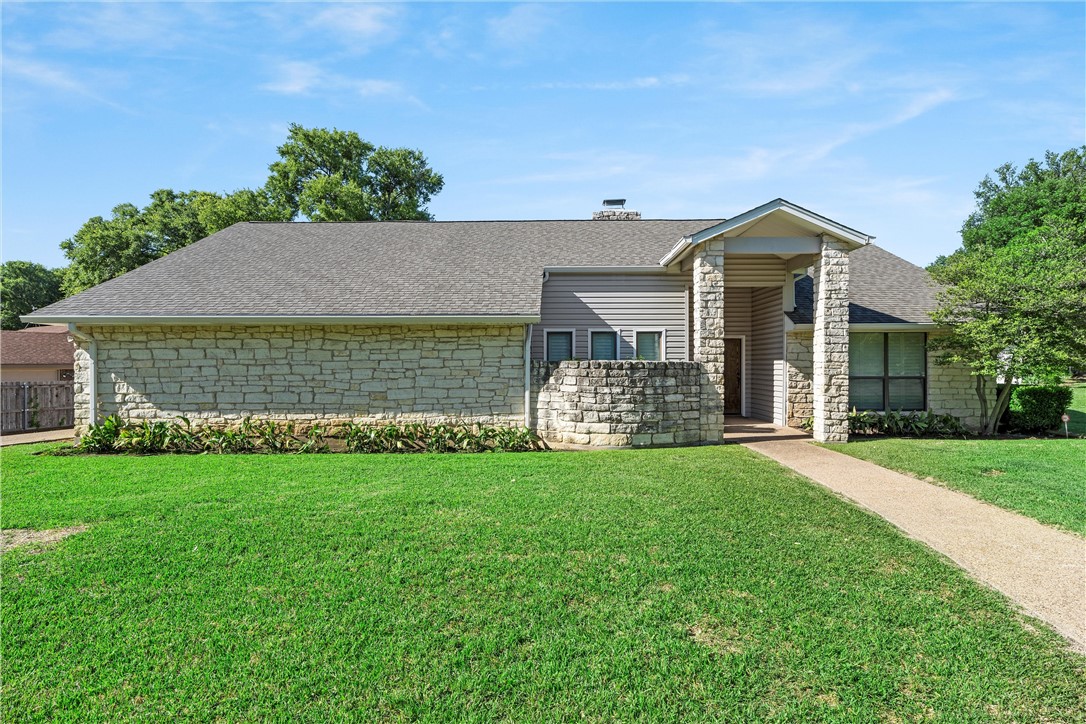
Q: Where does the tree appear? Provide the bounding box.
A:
[928,147,1086,434]
[265,124,444,221]
[0,261,65,329]
[61,188,285,295]
[59,125,445,293]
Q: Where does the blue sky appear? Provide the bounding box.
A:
[3,2,1083,269]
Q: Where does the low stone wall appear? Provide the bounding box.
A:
[531,360,702,447]
[73,324,526,433]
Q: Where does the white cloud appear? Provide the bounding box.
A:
[487,4,557,47]
[42,3,189,52]
[536,74,691,91]
[260,61,422,107]
[309,5,399,40]
[2,56,129,111]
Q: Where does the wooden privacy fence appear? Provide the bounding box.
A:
[1,382,75,433]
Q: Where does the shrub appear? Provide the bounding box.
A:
[74,418,543,455]
[847,409,969,438]
[1009,385,1074,434]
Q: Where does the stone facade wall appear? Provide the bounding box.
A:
[786,329,990,432]
[926,333,994,430]
[73,324,526,433]
[811,239,850,442]
[692,239,727,442]
[590,210,642,221]
[785,331,814,428]
[531,360,702,447]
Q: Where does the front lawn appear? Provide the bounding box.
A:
[826,438,1086,535]
[1064,382,1086,436]
[2,445,1083,721]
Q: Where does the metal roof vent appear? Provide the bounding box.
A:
[602,199,626,208]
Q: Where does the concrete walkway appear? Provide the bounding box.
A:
[0,428,74,447]
[729,419,1086,651]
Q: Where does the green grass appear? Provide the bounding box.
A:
[826,438,1086,535]
[1064,383,1086,436]
[2,446,1083,722]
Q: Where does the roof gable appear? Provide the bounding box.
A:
[660,199,874,266]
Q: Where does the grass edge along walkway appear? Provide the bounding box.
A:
[743,435,1086,653]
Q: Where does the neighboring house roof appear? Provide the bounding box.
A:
[25,219,722,321]
[789,244,941,325]
[0,327,76,366]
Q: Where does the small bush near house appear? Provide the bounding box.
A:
[847,409,970,438]
[1008,385,1074,434]
[70,417,543,455]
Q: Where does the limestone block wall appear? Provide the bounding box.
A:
[926,333,994,431]
[72,324,526,432]
[531,360,702,447]
[811,240,850,442]
[692,239,727,442]
[785,331,814,428]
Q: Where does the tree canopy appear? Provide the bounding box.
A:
[265,124,443,222]
[0,261,65,329]
[928,147,1086,433]
[59,125,443,295]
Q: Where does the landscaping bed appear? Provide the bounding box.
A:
[2,445,1083,720]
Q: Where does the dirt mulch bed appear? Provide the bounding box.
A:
[1,526,87,553]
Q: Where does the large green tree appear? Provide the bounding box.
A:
[60,188,284,295]
[59,125,444,293]
[928,147,1086,434]
[0,261,66,329]
[265,124,444,221]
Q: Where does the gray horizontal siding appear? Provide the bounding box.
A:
[724,256,787,287]
[533,273,689,361]
[750,287,784,421]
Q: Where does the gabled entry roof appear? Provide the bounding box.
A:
[659,198,874,267]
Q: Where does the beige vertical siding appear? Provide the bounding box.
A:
[534,273,690,360]
[749,287,784,420]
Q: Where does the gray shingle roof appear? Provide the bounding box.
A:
[29,220,940,325]
[789,244,941,325]
[30,220,722,319]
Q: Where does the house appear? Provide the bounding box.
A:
[0,325,76,383]
[23,199,986,445]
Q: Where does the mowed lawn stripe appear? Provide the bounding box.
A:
[825,438,1086,535]
[2,446,1083,721]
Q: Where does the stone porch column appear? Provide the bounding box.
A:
[812,237,850,442]
[693,239,727,442]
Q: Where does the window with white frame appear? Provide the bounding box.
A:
[544,330,575,362]
[590,330,619,360]
[635,331,663,361]
[849,332,926,411]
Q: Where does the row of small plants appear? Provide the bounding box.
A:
[846,409,970,438]
[800,409,970,438]
[75,416,544,455]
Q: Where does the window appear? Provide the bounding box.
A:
[590,330,618,360]
[635,331,663,361]
[849,332,926,411]
[545,330,574,361]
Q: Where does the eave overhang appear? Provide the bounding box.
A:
[660,198,875,267]
[22,314,541,326]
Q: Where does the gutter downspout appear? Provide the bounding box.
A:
[67,323,98,428]
[523,323,533,428]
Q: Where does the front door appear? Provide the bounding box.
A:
[723,339,742,415]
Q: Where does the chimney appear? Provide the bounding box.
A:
[592,199,641,221]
